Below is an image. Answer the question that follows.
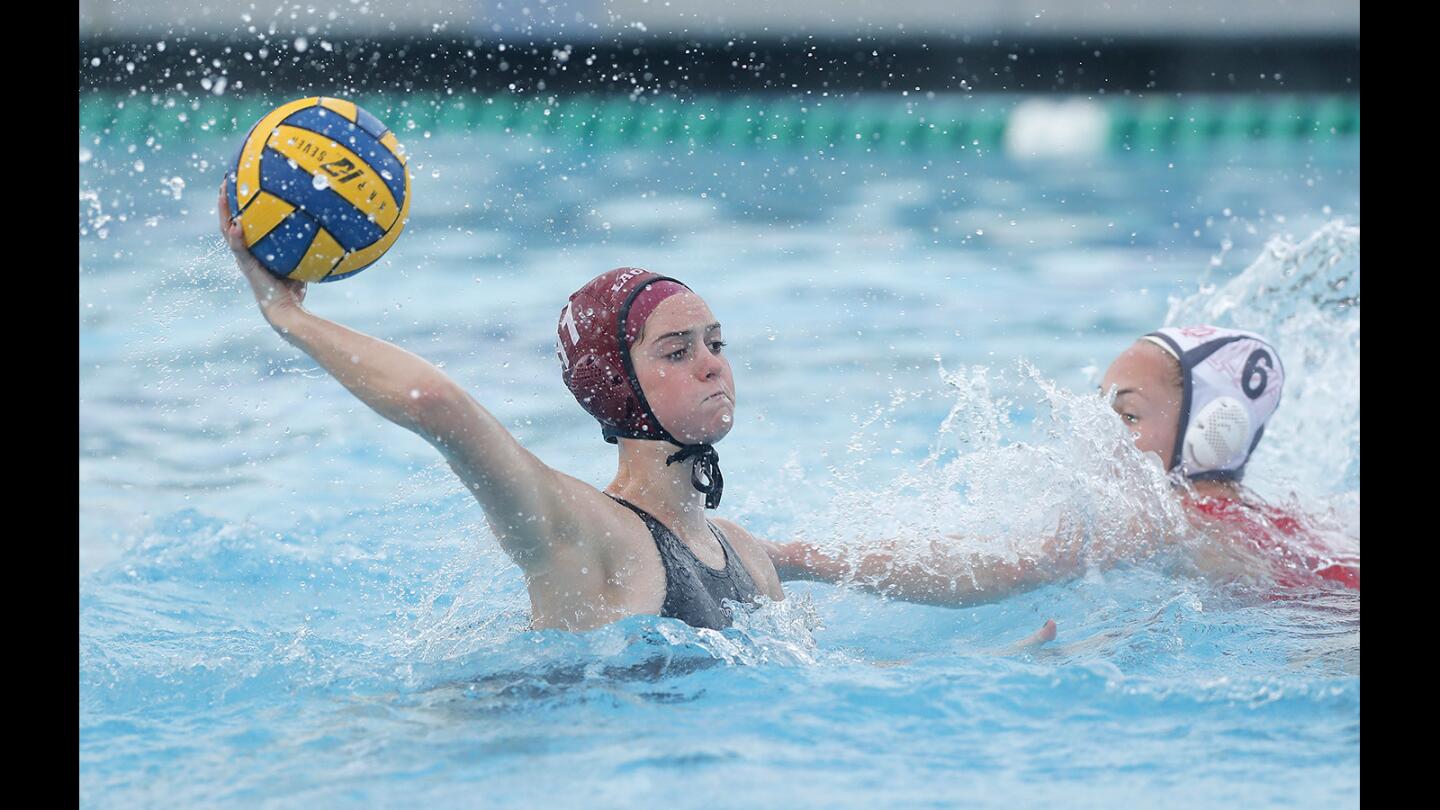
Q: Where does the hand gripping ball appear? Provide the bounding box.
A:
[225,97,411,282]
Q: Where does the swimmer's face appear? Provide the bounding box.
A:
[1099,341,1184,470]
[630,291,736,445]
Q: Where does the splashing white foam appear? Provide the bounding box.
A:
[1166,220,1359,501]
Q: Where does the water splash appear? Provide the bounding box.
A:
[792,218,1361,595]
[1165,220,1359,501]
[796,358,1193,597]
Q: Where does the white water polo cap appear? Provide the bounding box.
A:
[1140,326,1285,481]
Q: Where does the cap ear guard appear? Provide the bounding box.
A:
[1183,397,1253,472]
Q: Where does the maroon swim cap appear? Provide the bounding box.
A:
[557,268,726,508]
[557,268,691,444]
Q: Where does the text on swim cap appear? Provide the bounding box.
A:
[1241,349,1273,400]
[609,268,649,292]
[561,301,581,344]
[557,301,581,370]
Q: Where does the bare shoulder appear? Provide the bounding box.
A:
[478,468,635,569]
[546,471,670,566]
[546,471,646,540]
[507,470,670,616]
[711,517,785,600]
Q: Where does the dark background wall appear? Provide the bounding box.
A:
[80,1,1359,95]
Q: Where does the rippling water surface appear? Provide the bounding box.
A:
[80,131,1359,808]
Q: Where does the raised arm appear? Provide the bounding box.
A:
[219,182,564,568]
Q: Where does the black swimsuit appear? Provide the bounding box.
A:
[608,495,763,630]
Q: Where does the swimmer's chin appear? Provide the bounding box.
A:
[671,414,735,445]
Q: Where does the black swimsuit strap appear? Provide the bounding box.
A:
[606,494,760,629]
[607,494,729,571]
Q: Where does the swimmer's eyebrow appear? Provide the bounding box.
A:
[649,322,722,345]
[1099,386,1140,398]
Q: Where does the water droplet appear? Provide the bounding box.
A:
[721,414,731,423]
[312,174,330,191]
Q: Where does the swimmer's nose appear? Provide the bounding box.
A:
[697,347,723,379]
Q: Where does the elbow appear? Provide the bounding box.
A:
[407,380,469,439]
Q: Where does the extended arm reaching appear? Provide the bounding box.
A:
[763,533,1083,608]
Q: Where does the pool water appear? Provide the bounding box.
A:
[80,125,1359,807]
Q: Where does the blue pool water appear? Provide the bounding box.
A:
[80,124,1359,807]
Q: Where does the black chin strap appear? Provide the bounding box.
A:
[664,444,724,509]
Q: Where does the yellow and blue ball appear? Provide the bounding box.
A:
[225,97,410,282]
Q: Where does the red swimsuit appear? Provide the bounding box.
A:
[1188,496,1360,590]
